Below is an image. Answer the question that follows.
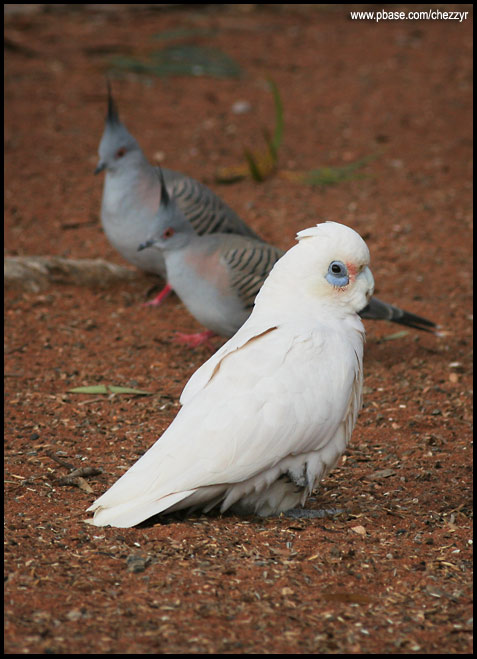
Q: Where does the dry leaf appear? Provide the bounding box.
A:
[351,525,367,536]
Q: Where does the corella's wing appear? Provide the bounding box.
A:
[181,313,363,484]
[87,317,362,528]
[179,315,279,405]
[87,317,279,527]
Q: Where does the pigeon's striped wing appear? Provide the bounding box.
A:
[163,168,262,240]
[221,241,285,311]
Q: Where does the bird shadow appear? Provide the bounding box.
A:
[135,505,344,528]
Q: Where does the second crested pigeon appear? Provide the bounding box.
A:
[94,83,261,304]
[138,171,436,347]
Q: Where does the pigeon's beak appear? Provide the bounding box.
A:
[137,239,155,252]
[94,161,106,175]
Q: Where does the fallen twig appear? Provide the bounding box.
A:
[4,255,148,292]
[46,451,75,471]
[46,451,103,493]
[63,467,103,479]
[56,475,93,493]
[76,396,116,405]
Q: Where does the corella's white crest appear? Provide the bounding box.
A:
[87,221,375,528]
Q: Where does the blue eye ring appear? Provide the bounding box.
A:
[325,260,349,287]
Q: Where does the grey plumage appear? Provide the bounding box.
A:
[94,82,260,279]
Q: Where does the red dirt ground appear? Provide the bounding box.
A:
[4,4,473,654]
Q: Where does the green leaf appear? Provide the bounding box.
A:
[110,45,242,79]
[244,149,266,182]
[216,80,283,184]
[298,153,380,187]
[382,330,410,341]
[152,28,218,42]
[68,385,152,396]
[266,77,284,155]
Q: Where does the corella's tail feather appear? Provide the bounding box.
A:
[86,489,196,528]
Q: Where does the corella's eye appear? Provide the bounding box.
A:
[326,260,349,287]
[163,227,175,239]
[115,147,126,159]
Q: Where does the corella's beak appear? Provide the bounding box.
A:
[94,161,106,175]
[137,239,155,252]
[362,266,375,302]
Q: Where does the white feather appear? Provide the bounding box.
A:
[86,221,374,527]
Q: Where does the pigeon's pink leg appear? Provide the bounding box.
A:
[143,283,173,307]
[174,330,217,349]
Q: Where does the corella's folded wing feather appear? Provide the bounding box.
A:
[180,317,278,405]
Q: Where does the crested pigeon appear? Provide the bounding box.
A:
[138,171,435,346]
[87,221,374,527]
[94,82,261,304]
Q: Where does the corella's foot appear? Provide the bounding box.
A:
[174,330,217,349]
[143,283,173,307]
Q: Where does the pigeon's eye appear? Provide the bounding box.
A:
[163,227,175,239]
[326,260,349,287]
[115,147,126,159]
